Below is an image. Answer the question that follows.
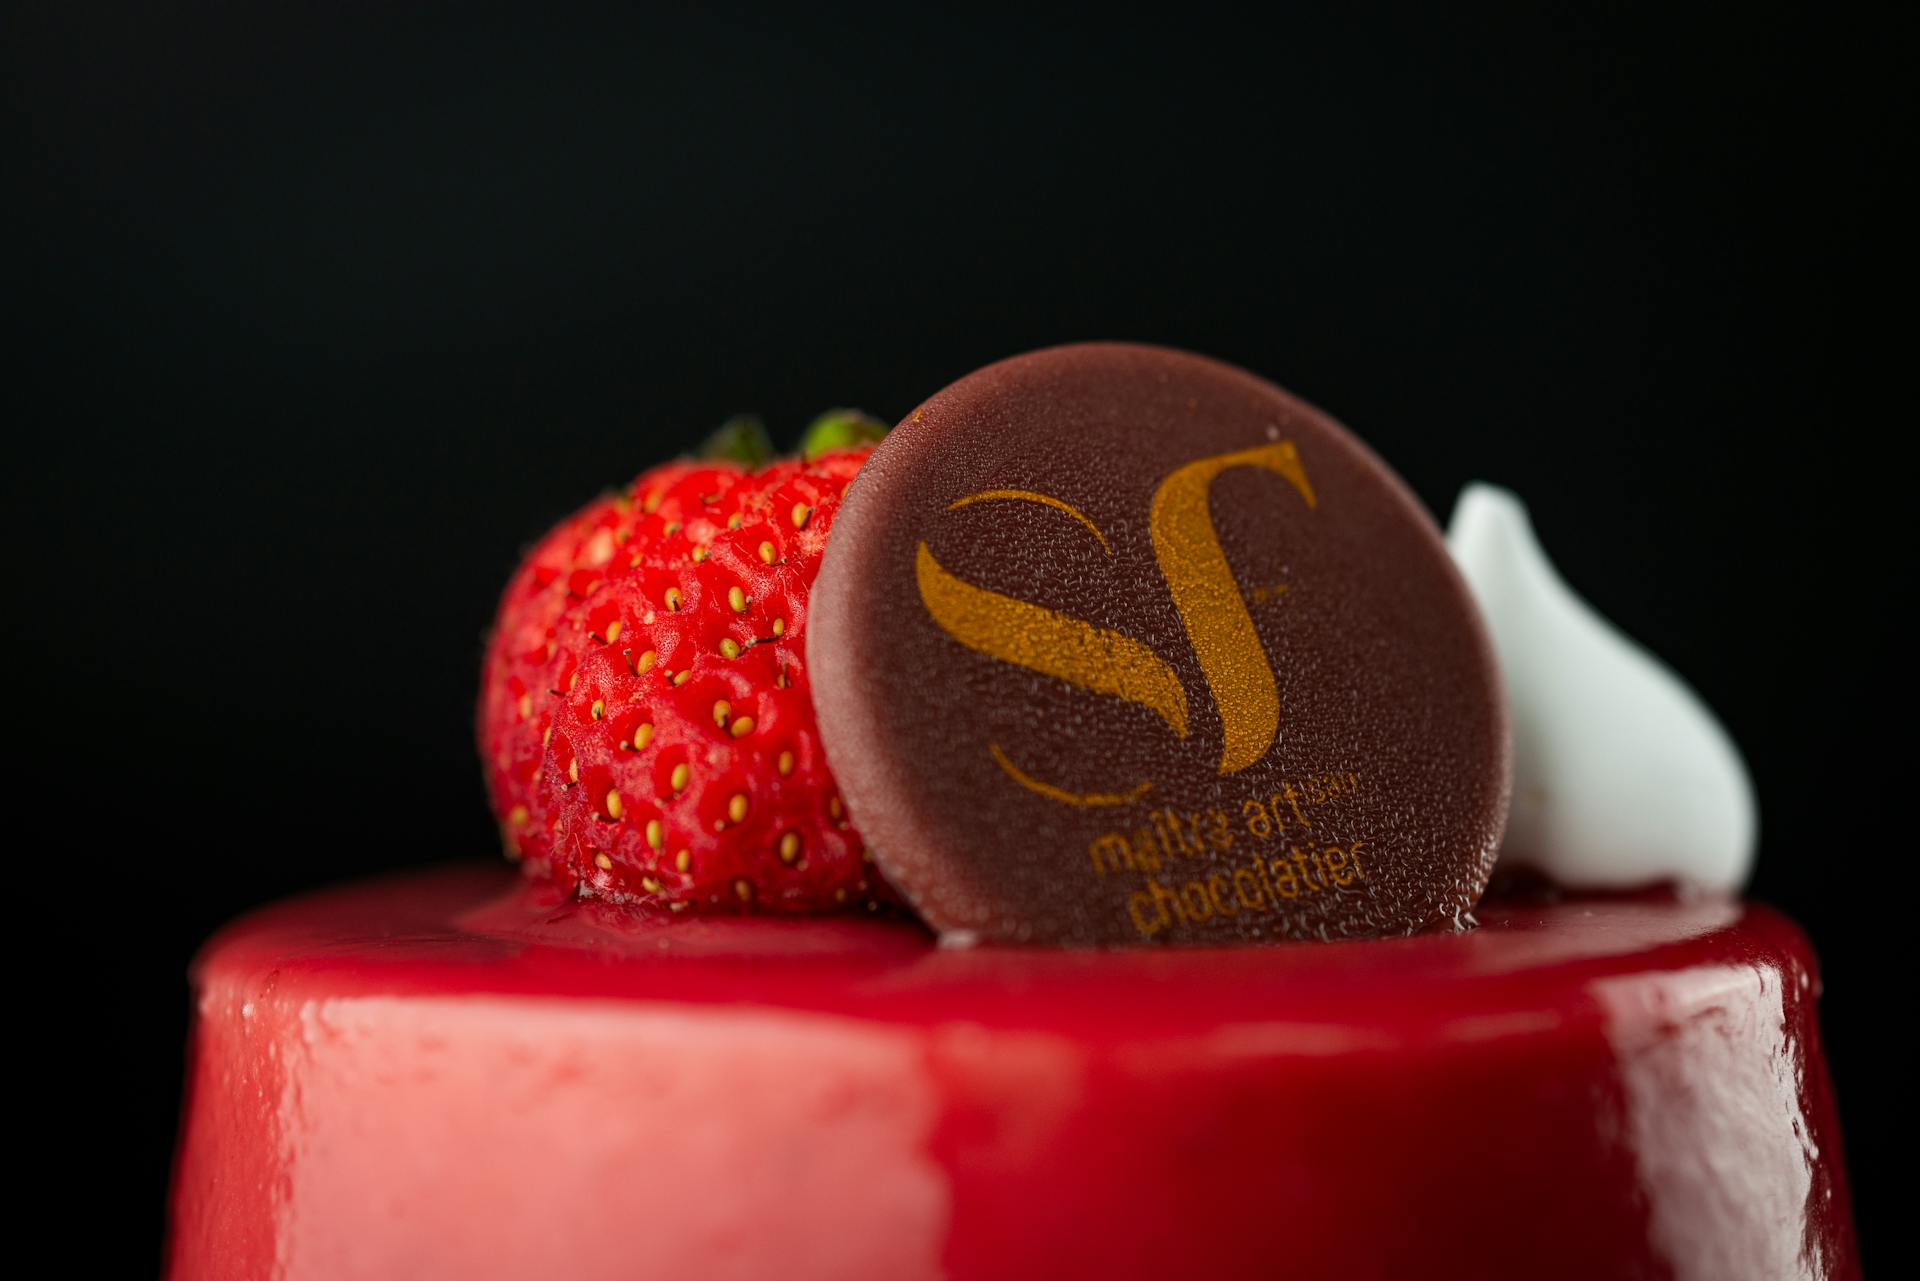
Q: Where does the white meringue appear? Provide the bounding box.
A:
[1445,484,1756,892]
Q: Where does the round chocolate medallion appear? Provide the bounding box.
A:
[810,344,1508,945]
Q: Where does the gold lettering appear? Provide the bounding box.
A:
[1282,784,1311,829]
[1150,812,1178,863]
[1208,873,1236,916]
[988,743,1152,809]
[1129,890,1168,938]
[916,444,1320,809]
[1150,878,1187,926]
[1206,808,1234,853]
[1089,833,1135,876]
[1255,852,1282,903]
[1130,827,1162,872]
[1270,857,1301,899]
[1180,810,1207,857]
[916,542,1189,737]
[945,489,1113,553]
[1147,442,1315,775]
[1326,845,1353,887]
[1233,867,1266,910]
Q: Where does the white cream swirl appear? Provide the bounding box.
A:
[1446,485,1756,892]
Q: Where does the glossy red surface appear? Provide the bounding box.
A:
[168,866,1857,1280]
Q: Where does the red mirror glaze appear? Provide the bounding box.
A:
[168,867,1857,1280]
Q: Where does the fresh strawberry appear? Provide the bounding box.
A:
[479,415,893,913]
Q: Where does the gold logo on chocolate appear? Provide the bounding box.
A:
[915,441,1316,805]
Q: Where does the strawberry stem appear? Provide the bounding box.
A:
[701,415,775,466]
[800,409,888,459]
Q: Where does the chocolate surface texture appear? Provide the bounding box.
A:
[810,343,1509,945]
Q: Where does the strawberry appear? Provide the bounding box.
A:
[478,414,893,913]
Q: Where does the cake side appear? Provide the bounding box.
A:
[166,867,1857,1281]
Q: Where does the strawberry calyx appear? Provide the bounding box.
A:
[800,409,889,460]
[479,413,894,917]
[699,414,776,467]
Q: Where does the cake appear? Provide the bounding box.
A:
[166,345,1858,1279]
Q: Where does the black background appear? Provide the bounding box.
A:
[8,5,1906,1273]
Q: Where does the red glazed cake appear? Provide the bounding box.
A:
[169,870,1854,1280]
[166,346,1857,1279]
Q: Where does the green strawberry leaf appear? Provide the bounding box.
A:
[800,409,888,460]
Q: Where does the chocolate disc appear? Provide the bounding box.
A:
[809,344,1509,945]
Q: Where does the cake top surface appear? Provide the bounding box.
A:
[197,866,1809,1043]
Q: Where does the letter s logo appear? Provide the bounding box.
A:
[1149,441,1316,773]
[915,442,1316,803]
